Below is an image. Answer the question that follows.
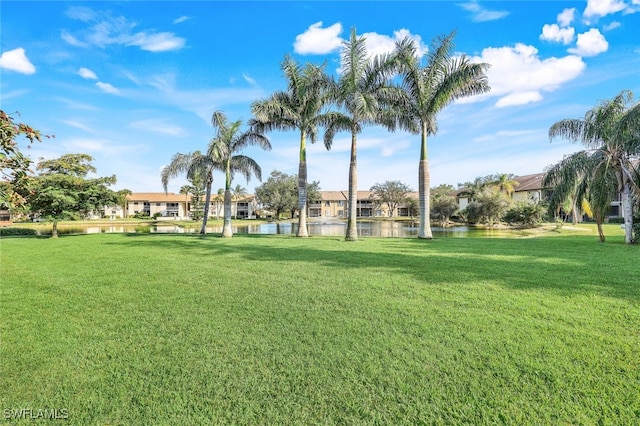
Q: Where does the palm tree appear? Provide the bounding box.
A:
[210,111,271,238]
[394,32,491,239]
[232,183,248,218]
[324,28,405,241]
[115,188,131,218]
[214,188,224,219]
[490,173,519,197]
[161,149,220,234]
[251,56,335,237]
[546,90,640,243]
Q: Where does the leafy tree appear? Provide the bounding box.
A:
[210,111,271,238]
[394,31,490,239]
[255,171,297,219]
[430,184,458,225]
[370,180,412,217]
[545,90,640,243]
[251,56,335,237]
[27,154,116,237]
[504,202,546,229]
[464,188,510,226]
[324,28,405,241]
[255,170,320,219]
[405,196,419,218]
[1,110,54,215]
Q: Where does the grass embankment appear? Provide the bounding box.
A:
[1,230,638,424]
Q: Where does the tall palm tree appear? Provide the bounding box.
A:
[324,28,405,241]
[210,111,271,238]
[232,183,248,218]
[161,149,220,234]
[394,32,491,239]
[547,90,640,243]
[251,56,335,237]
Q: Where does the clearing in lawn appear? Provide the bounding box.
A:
[1,230,638,424]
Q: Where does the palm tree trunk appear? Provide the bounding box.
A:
[622,180,633,244]
[200,173,213,235]
[418,126,433,239]
[297,131,309,237]
[345,131,358,241]
[222,188,233,238]
[596,215,606,243]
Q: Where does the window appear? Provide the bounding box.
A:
[325,201,330,206]
[133,202,139,206]
[338,201,343,206]
[156,203,161,206]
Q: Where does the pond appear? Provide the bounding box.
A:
[34,220,524,238]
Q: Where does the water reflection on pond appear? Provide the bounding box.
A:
[37,221,522,238]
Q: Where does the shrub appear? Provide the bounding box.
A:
[0,227,37,237]
[633,211,640,244]
[504,203,546,229]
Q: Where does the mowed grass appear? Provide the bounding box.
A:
[1,229,638,425]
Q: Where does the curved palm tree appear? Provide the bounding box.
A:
[162,150,221,234]
[547,90,640,243]
[394,32,491,239]
[210,111,271,238]
[251,56,335,237]
[324,28,405,241]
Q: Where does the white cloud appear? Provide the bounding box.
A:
[584,0,627,21]
[458,1,510,22]
[361,29,428,58]
[294,22,343,55]
[129,119,189,137]
[126,32,186,52]
[495,91,544,108]
[96,82,120,94]
[61,31,90,47]
[65,6,97,22]
[468,43,586,108]
[62,120,96,133]
[173,16,189,24]
[568,28,608,56]
[78,67,98,79]
[242,73,257,87]
[557,8,576,26]
[0,48,36,74]
[63,8,186,53]
[603,21,621,31]
[540,24,575,44]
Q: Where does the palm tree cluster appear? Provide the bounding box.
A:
[544,90,640,243]
[164,28,490,239]
[162,111,271,237]
[250,28,490,240]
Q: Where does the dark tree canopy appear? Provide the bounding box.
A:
[26,154,117,237]
[255,170,320,219]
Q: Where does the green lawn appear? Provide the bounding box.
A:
[1,229,638,424]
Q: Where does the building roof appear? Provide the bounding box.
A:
[513,173,547,192]
[127,192,190,202]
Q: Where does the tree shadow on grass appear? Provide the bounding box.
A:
[100,233,640,302]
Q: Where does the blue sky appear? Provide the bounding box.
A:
[2,1,640,194]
